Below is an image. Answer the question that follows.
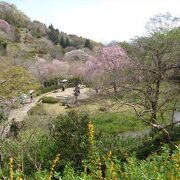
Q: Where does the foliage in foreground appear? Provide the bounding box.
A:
[1,119,179,179]
[29,144,180,180]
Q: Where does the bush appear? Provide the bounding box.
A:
[39,96,58,104]
[52,110,89,167]
[27,104,47,116]
[131,126,180,159]
[39,85,59,94]
[121,145,180,179]
[1,127,56,176]
[67,77,82,87]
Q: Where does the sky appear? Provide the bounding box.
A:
[3,0,180,43]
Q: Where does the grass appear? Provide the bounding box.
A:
[91,111,147,135]
[28,96,174,137]
[28,99,148,135]
[43,103,67,116]
[27,102,149,157]
[73,100,148,134]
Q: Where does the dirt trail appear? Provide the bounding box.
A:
[0,87,93,139]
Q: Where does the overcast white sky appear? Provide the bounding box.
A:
[4,0,180,43]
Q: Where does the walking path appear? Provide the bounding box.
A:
[0,87,93,139]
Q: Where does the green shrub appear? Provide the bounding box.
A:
[36,78,60,95]
[1,128,57,176]
[67,77,82,87]
[39,85,59,94]
[27,104,47,115]
[31,30,42,38]
[121,145,180,179]
[39,96,58,104]
[51,110,89,167]
[131,126,180,159]
[1,144,179,179]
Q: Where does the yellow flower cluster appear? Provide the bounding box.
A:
[107,150,112,159]
[172,149,180,172]
[48,153,60,180]
[88,121,94,147]
[109,162,118,180]
[17,164,23,180]
[96,157,103,180]
[9,157,13,180]
[107,151,118,180]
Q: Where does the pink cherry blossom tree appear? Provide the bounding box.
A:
[29,57,49,87]
[47,59,69,79]
[29,57,70,87]
[68,63,86,80]
[86,45,131,93]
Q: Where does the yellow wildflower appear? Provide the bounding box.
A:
[48,153,60,180]
[88,121,94,147]
[9,157,13,180]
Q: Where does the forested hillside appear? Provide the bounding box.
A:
[0,1,100,65]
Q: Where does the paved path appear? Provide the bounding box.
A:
[0,87,93,139]
[45,87,93,103]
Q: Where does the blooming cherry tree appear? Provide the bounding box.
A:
[86,45,131,93]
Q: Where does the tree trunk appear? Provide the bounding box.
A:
[151,101,157,123]
[150,80,160,123]
[150,122,171,142]
[161,128,171,142]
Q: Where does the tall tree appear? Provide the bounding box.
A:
[120,14,180,141]
[60,35,66,48]
[65,37,70,47]
[0,63,39,98]
[29,58,70,87]
[48,24,59,44]
[86,45,131,93]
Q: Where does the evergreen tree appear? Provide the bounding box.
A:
[48,24,59,44]
[65,37,70,47]
[84,39,93,50]
[60,36,66,48]
[48,24,54,30]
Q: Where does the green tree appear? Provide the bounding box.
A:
[48,24,59,44]
[84,39,93,50]
[0,63,39,98]
[65,37,70,47]
[60,35,66,48]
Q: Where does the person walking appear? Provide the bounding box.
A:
[61,82,65,92]
[74,84,80,104]
[29,90,34,103]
